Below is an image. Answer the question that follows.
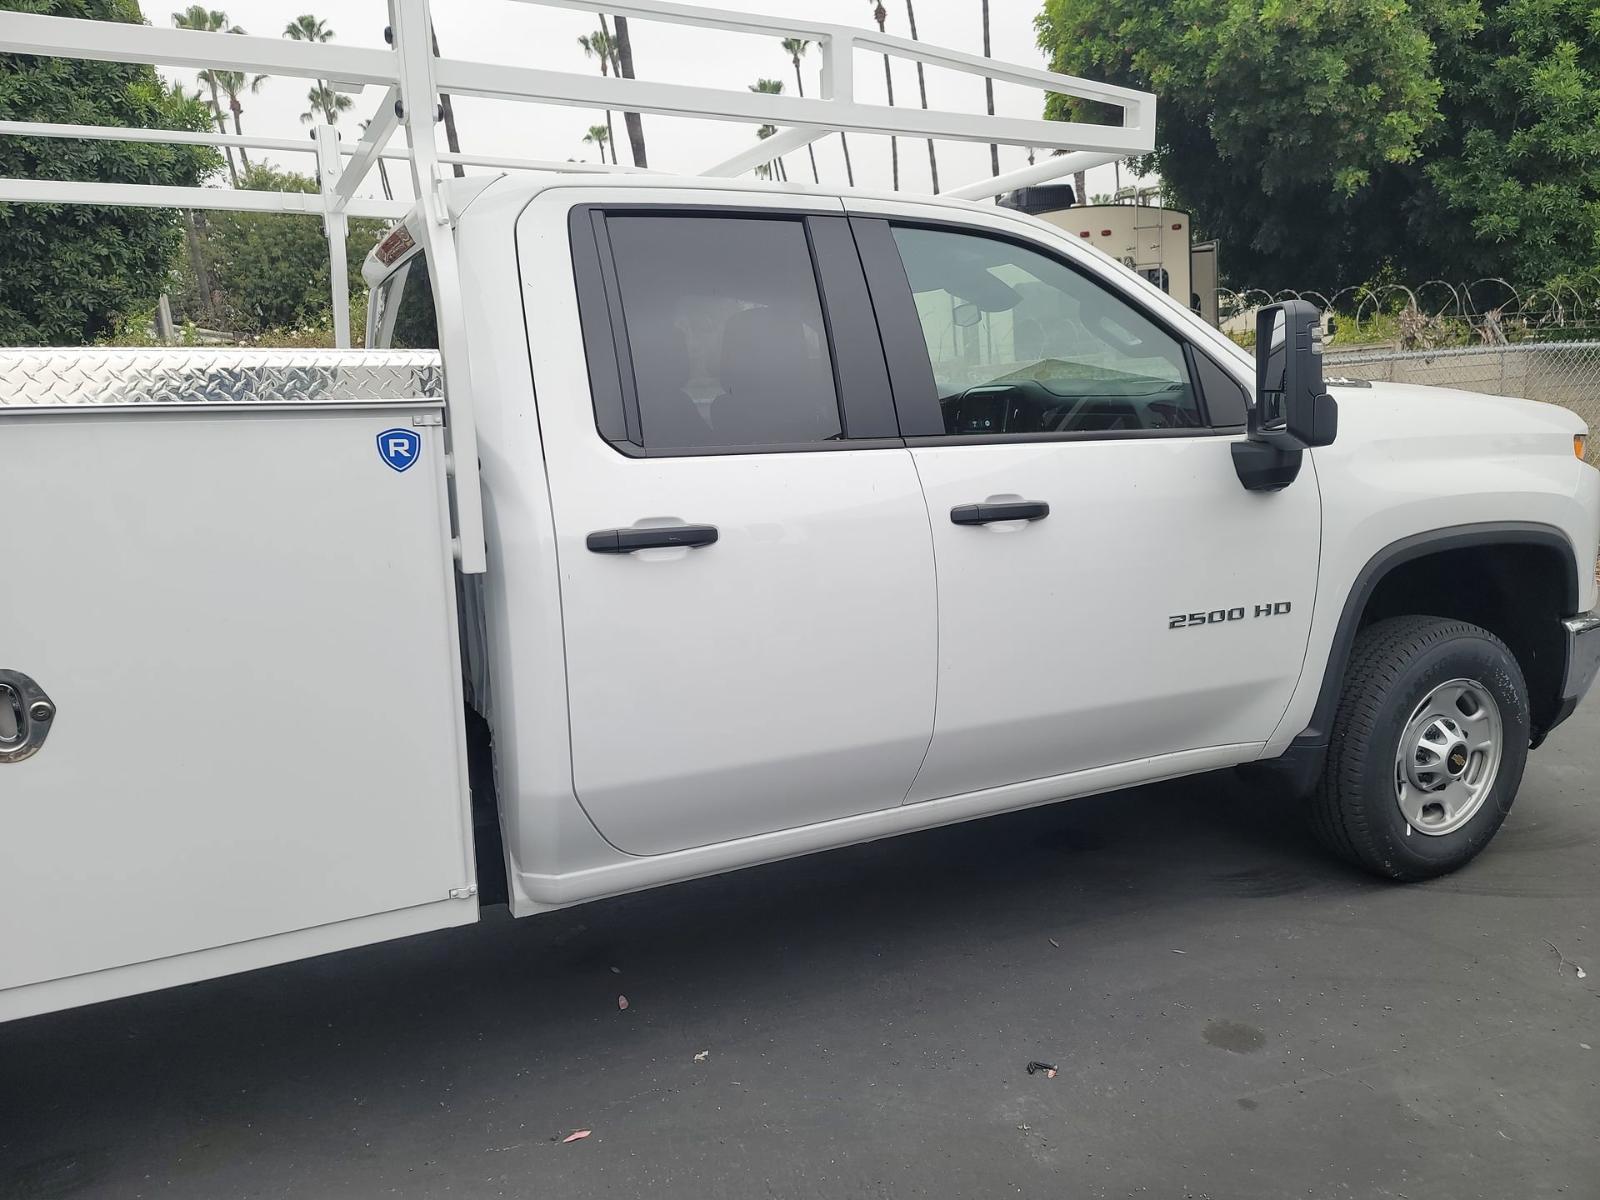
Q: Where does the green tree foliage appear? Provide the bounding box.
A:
[0,0,220,345]
[1036,0,1598,291]
[1425,1,1600,285]
[174,164,383,334]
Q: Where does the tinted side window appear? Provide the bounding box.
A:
[891,226,1203,436]
[373,256,439,350]
[605,215,841,450]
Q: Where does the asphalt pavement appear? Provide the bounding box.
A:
[3,699,1597,1200]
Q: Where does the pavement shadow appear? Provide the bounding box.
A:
[0,768,1372,1197]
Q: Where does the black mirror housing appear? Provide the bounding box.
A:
[1254,299,1337,448]
[1233,300,1339,491]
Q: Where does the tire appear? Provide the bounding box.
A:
[1310,615,1530,881]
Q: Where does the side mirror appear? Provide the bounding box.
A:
[1233,300,1339,491]
[1255,300,1337,448]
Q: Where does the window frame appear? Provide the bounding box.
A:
[368,247,442,352]
[849,215,1244,445]
[568,203,903,459]
[367,249,419,349]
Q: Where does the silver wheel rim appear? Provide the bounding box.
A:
[1393,677,1503,836]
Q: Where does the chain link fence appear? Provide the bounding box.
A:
[1323,341,1600,460]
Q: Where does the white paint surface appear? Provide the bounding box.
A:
[0,405,475,1017]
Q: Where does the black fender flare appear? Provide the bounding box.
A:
[1281,521,1578,770]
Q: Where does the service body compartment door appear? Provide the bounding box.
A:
[0,400,474,1021]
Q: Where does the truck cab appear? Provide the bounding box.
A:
[365,173,1600,913]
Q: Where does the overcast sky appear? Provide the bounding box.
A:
[155,0,1147,203]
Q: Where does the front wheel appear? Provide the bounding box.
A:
[1309,616,1530,881]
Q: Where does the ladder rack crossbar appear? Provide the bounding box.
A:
[0,1,1155,188]
[0,0,1157,578]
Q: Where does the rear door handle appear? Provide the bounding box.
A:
[587,524,719,553]
[950,501,1050,525]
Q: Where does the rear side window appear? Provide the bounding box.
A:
[600,215,842,450]
[370,255,439,350]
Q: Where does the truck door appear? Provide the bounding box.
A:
[850,210,1321,802]
[520,197,937,856]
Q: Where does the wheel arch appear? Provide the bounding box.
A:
[1302,522,1578,750]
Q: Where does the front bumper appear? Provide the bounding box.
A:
[1541,612,1600,740]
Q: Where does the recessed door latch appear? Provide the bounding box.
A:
[0,670,55,764]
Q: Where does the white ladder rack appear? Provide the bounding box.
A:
[0,0,1155,212]
[0,0,1157,574]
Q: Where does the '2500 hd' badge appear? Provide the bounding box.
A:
[1169,602,1292,629]
[377,428,422,473]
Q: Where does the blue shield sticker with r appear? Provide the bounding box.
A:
[377,427,421,473]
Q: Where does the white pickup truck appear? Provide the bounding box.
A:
[4,172,1599,1024]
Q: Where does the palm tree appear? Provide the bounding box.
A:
[429,24,466,178]
[758,129,787,181]
[167,80,220,322]
[869,2,898,190]
[211,67,267,170]
[302,83,352,126]
[903,1,938,192]
[283,13,331,42]
[172,7,239,185]
[163,82,215,318]
[284,15,338,124]
[750,79,788,182]
[578,30,619,165]
[981,0,998,177]
[1074,169,1087,205]
[781,38,820,184]
[582,124,611,164]
[609,15,649,168]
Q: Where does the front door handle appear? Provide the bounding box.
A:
[950,501,1050,525]
[0,669,56,765]
[587,524,719,553]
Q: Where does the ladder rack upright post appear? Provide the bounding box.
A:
[386,0,488,575]
[311,123,352,351]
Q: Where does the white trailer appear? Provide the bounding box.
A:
[999,186,1215,320]
[3,0,1598,1026]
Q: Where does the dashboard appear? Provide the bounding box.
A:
[940,378,1203,436]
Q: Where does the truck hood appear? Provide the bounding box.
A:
[1311,376,1600,624]
[1328,379,1587,439]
